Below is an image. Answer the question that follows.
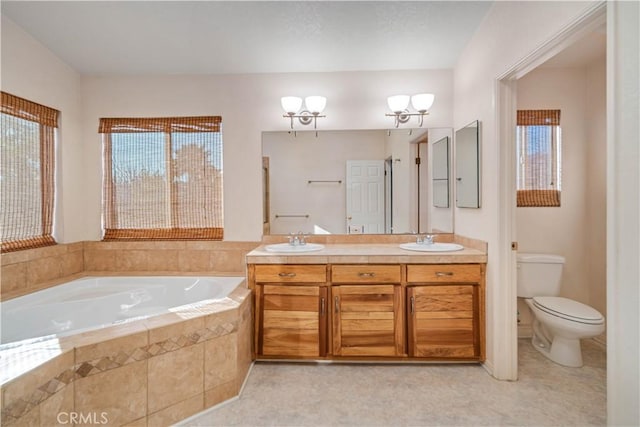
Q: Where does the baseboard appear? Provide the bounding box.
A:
[518,323,533,339]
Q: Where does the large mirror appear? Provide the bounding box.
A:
[262,128,454,235]
[455,120,481,208]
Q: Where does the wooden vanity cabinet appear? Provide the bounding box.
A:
[406,264,485,360]
[253,265,329,358]
[331,265,404,357]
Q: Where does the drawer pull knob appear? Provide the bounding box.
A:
[358,272,376,278]
[278,272,297,278]
[435,272,454,277]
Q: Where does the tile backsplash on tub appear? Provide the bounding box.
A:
[0,241,260,300]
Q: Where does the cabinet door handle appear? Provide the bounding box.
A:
[410,296,415,315]
[358,272,376,278]
[278,272,297,278]
[320,297,326,316]
[435,271,454,277]
[334,296,340,313]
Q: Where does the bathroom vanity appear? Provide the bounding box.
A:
[246,239,487,362]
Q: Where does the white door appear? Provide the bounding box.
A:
[346,160,385,234]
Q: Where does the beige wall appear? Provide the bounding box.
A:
[1,17,84,243]
[80,71,453,242]
[452,0,601,378]
[515,59,607,337]
[1,16,453,243]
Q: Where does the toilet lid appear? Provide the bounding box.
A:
[533,296,604,324]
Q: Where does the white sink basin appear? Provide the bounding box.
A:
[264,243,325,253]
[399,242,464,252]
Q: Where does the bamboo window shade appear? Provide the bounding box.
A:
[516,109,561,207]
[100,116,223,240]
[1,92,58,252]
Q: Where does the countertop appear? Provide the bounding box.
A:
[246,243,487,264]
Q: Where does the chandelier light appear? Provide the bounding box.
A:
[386,93,435,128]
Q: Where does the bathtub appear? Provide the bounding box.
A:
[1,276,243,345]
[0,275,253,427]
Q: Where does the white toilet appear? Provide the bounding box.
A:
[517,253,605,367]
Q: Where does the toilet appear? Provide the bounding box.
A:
[517,253,605,367]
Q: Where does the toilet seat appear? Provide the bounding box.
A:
[533,296,604,325]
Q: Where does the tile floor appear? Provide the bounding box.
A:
[182,339,606,426]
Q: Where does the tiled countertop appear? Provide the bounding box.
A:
[246,243,487,264]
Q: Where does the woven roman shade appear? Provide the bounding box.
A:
[516,109,561,207]
[1,92,58,252]
[100,116,223,240]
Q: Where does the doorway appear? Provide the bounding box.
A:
[496,3,607,380]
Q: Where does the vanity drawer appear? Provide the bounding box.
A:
[407,264,482,283]
[254,265,327,283]
[332,265,402,284]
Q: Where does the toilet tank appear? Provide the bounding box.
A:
[517,253,565,298]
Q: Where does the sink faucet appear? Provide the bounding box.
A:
[288,231,308,246]
[288,233,299,246]
[416,234,434,245]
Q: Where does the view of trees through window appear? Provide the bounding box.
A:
[101,116,223,240]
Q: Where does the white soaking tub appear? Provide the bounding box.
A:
[0,275,253,426]
[1,275,244,345]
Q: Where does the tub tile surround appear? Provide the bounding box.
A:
[0,285,252,427]
[0,241,260,301]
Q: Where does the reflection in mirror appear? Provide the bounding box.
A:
[455,120,481,208]
[432,136,449,208]
[262,129,454,235]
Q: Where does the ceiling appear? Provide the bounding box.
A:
[1,1,494,75]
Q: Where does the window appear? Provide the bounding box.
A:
[99,116,223,240]
[1,92,58,252]
[516,109,562,207]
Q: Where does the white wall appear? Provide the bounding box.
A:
[80,70,453,241]
[1,16,453,242]
[1,17,84,243]
[515,60,607,336]
[606,1,639,424]
[453,0,603,378]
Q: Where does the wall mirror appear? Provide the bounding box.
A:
[455,120,481,208]
[432,136,449,208]
[262,128,453,235]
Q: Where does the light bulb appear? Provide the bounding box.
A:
[281,96,302,114]
[305,96,327,114]
[411,93,435,113]
[387,95,410,113]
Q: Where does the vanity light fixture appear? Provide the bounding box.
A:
[385,93,435,128]
[281,96,327,129]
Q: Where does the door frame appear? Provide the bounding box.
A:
[495,2,606,380]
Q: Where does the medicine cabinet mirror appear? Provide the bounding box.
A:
[455,120,481,208]
[262,128,454,235]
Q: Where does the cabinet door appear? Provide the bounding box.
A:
[258,284,328,358]
[407,285,479,359]
[332,285,402,357]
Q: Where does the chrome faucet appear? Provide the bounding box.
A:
[416,234,434,245]
[288,233,299,246]
[288,231,308,246]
